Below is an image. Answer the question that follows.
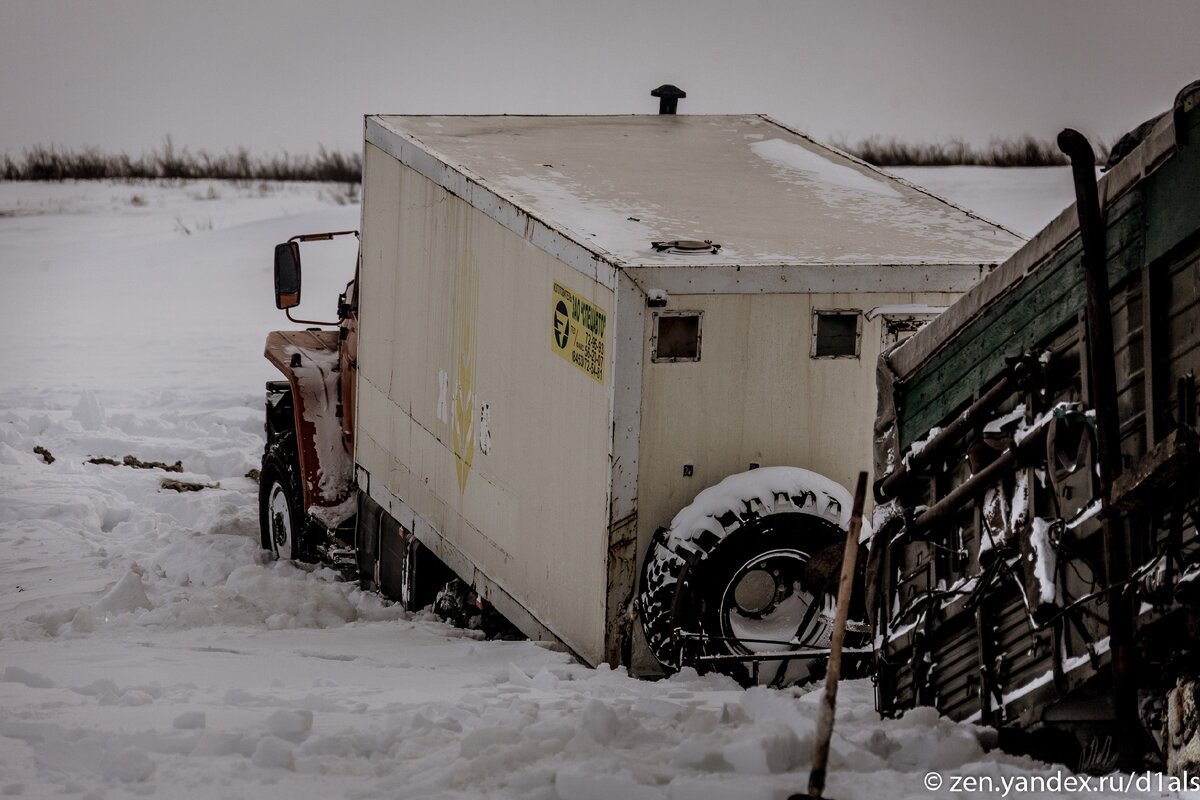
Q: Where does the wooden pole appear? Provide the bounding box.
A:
[806,471,869,799]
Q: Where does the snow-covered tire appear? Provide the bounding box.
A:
[637,467,869,686]
[259,442,306,562]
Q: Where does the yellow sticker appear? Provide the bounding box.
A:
[551,282,607,384]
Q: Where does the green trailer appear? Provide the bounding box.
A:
[871,80,1200,773]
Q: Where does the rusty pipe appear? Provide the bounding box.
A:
[876,351,1050,504]
[876,373,1016,503]
[907,420,1048,538]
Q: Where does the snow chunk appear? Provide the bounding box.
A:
[3,666,55,689]
[71,390,106,431]
[265,709,313,742]
[308,495,357,529]
[982,403,1026,435]
[904,426,942,465]
[578,699,619,745]
[555,769,668,800]
[0,443,39,467]
[1028,517,1058,605]
[172,711,206,730]
[102,747,155,783]
[460,725,521,759]
[94,569,153,619]
[720,723,802,774]
[250,736,295,770]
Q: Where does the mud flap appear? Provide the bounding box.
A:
[604,513,638,667]
[1167,678,1200,775]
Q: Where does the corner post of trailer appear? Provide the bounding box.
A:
[1058,127,1139,769]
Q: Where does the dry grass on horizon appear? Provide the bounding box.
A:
[1,137,361,183]
[838,134,1110,167]
[2,133,1110,182]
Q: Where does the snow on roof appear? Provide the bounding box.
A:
[367,114,1022,269]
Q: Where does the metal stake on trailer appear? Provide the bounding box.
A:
[1058,128,1140,770]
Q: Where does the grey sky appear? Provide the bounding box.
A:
[3,0,1199,157]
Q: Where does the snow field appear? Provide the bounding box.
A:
[0,179,1157,798]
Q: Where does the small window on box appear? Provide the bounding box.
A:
[812,310,861,358]
[881,313,939,347]
[652,311,702,363]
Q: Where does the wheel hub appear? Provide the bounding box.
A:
[731,568,780,616]
[719,548,832,654]
[268,482,293,555]
[272,512,288,547]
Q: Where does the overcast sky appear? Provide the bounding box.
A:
[3,0,1199,157]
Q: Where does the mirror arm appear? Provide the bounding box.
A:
[289,230,360,243]
[285,309,340,327]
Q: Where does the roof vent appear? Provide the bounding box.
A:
[651,239,720,254]
[651,84,686,115]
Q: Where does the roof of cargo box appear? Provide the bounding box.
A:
[366,114,1022,276]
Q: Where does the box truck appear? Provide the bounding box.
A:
[869,80,1200,771]
[260,89,1020,684]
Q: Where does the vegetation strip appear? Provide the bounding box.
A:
[2,134,1112,183]
[3,138,361,183]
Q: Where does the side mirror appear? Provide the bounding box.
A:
[274,242,301,309]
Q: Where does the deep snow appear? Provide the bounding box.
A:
[0,176,1170,798]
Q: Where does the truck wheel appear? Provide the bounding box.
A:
[638,467,867,686]
[259,445,305,561]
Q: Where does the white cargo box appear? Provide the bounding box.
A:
[354,113,1021,666]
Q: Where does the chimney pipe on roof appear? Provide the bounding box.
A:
[651,84,686,115]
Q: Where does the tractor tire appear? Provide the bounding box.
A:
[259,440,307,562]
[637,467,869,687]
